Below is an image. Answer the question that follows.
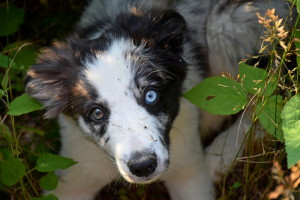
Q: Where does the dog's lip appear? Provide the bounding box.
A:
[122,172,161,184]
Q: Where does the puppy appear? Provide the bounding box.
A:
[25,0,292,199]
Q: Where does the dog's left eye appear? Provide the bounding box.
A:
[145,89,159,105]
[90,108,104,121]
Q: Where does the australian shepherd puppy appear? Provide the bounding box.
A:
[25,0,291,199]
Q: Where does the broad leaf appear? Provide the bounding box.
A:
[8,93,43,116]
[39,172,58,191]
[256,95,284,141]
[3,42,37,67]
[0,3,24,36]
[0,158,26,186]
[36,153,77,172]
[0,54,19,69]
[281,95,300,168]
[239,63,277,97]
[184,76,248,115]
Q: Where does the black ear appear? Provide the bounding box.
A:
[117,9,187,54]
[25,39,82,118]
[148,10,187,53]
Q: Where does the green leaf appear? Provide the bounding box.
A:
[0,124,14,144]
[8,93,43,116]
[239,63,277,97]
[256,95,284,141]
[39,172,58,191]
[281,95,300,168]
[0,148,13,159]
[0,89,5,98]
[0,3,24,36]
[0,54,19,69]
[295,30,300,68]
[231,181,241,189]
[229,181,241,192]
[184,76,248,115]
[3,42,37,67]
[31,194,59,200]
[0,158,26,186]
[1,69,9,91]
[36,153,77,172]
[297,0,300,13]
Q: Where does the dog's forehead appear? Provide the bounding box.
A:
[83,38,144,103]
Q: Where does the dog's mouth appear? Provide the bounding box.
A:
[115,151,168,184]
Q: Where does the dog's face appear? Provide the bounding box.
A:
[26,10,187,183]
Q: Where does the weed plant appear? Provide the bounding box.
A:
[0,0,300,200]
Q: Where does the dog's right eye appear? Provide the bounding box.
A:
[90,108,104,121]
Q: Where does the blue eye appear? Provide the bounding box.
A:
[145,89,158,105]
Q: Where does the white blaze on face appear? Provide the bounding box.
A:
[82,39,169,183]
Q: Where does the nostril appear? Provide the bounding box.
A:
[128,153,157,177]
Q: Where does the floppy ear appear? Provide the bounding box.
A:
[25,39,82,118]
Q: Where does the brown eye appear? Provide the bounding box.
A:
[91,108,104,121]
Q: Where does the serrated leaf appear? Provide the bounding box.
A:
[36,153,77,172]
[184,76,248,115]
[39,172,58,191]
[239,63,277,97]
[31,194,59,200]
[256,95,284,141]
[0,54,19,69]
[281,95,300,168]
[0,3,24,36]
[8,93,43,116]
[0,158,26,186]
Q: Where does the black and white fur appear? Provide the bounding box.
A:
[25,0,292,199]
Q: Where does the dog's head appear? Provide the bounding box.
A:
[26,10,187,183]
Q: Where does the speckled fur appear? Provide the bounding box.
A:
[26,0,293,199]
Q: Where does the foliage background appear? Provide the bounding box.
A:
[0,0,299,200]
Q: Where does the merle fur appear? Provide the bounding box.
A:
[25,8,189,148]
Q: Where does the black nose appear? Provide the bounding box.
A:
[127,153,157,177]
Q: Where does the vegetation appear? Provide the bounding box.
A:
[0,1,85,200]
[185,1,300,199]
[0,0,299,199]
